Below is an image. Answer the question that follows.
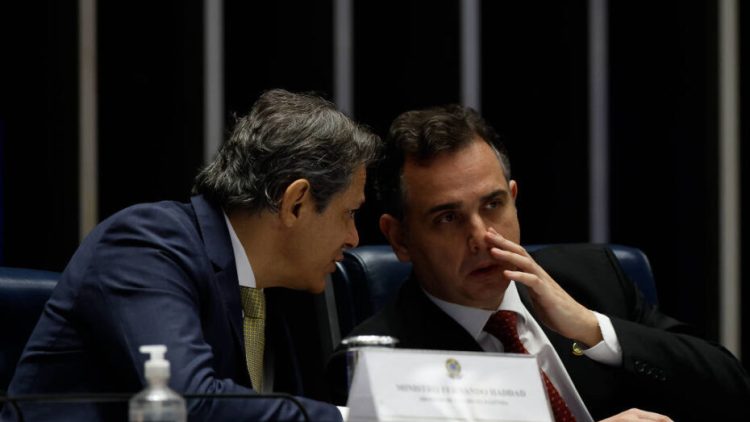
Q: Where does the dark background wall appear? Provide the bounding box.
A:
[609,0,720,348]
[1,1,80,271]
[0,0,745,362]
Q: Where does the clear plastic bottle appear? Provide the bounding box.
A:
[129,345,187,422]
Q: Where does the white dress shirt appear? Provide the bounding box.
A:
[425,281,623,422]
[223,213,257,289]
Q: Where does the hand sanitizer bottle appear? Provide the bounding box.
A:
[129,345,187,422]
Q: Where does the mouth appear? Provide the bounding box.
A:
[327,256,345,273]
[468,263,502,278]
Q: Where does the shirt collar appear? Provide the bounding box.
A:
[223,212,257,288]
[424,281,527,341]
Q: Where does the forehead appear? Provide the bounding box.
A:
[401,140,508,211]
[335,165,367,205]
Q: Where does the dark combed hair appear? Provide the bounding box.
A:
[376,104,510,220]
[193,89,380,213]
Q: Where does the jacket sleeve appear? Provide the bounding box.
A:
[602,246,750,420]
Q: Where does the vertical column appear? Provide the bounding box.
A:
[324,0,355,353]
[79,0,98,240]
[204,0,224,163]
[589,0,609,243]
[460,0,481,111]
[334,0,354,116]
[719,0,740,356]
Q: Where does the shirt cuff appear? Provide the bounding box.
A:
[581,311,623,366]
[337,405,349,421]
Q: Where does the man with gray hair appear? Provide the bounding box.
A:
[5,89,379,421]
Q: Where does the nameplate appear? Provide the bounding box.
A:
[346,348,552,422]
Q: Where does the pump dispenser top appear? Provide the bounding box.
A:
[140,345,170,382]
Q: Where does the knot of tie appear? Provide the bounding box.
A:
[240,286,265,319]
[484,310,527,354]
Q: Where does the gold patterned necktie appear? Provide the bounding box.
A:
[484,310,576,422]
[240,286,265,391]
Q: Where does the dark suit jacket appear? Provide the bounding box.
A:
[339,244,750,421]
[3,195,341,421]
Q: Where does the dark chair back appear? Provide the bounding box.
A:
[327,243,657,344]
[0,267,59,393]
[609,244,658,305]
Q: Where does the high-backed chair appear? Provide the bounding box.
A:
[0,267,59,393]
[326,243,657,347]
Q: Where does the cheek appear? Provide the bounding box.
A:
[407,225,467,264]
[413,241,462,273]
[320,220,349,254]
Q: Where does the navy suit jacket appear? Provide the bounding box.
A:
[339,244,750,421]
[4,195,341,421]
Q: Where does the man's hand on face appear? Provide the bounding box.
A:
[485,228,604,347]
[598,408,673,422]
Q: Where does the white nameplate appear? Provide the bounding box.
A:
[347,348,552,422]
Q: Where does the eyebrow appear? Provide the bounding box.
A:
[425,189,508,216]
[482,189,509,203]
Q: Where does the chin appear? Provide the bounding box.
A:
[466,281,507,306]
[306,277,328,294]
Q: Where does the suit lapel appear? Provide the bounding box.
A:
[190,195,246,378]
[398,277,483,352]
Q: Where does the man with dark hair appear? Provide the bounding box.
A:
[340,104,750,421]
[5,89,379,421]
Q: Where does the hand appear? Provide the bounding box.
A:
[598,408,673,421]
[486,228,603,346]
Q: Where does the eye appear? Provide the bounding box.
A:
[484,199,504,210]
[348,209,358,219]
[436,212,456,224]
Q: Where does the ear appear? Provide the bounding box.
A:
[379,214,411,262]
[279,179,312,227]
[509,179,518,201]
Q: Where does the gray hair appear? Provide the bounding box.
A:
[193,89,380,213]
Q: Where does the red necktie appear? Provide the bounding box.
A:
[484,310,576,422]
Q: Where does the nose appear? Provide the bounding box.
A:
[345,219,360,249]
[467,214,486,254]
